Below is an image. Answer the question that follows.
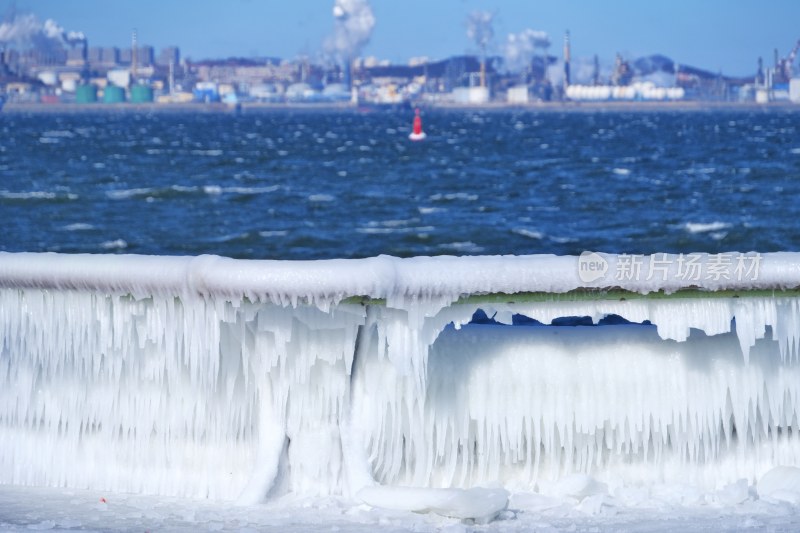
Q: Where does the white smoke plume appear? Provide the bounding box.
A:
[572,57,604,85]
[41,18,64,40]
[0,12,41,44]
[504,28,550,72]
[546,56,608,86]
[325,0,375,61]
[466,10,494,53]
[0,12,85,49]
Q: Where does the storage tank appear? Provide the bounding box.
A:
[62,78,78,93]
[37,71,58,86]
[75,84,98,104]
[103,85,125,104]
[107,69,131,88]
[130,84,154,103]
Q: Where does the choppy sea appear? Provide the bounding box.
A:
[3,109,800,258]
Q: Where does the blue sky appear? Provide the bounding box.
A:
[7,0,800,76]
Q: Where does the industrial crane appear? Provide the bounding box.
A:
[774,40,800,85]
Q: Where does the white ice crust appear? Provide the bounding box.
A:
[357,485,508,522]
[3,251,800,517]
[0,251,798,305]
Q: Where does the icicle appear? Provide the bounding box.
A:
[355,316,800,492]
[0,288,366,499]
[3,252,800,502]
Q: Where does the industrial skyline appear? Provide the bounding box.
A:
[5,0,800,77]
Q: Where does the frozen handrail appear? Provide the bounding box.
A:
[0,251,798,305]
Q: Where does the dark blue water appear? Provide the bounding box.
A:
[2,109,800,259]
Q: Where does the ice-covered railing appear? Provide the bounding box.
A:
[1,251,798,301]
[3,251,800,512]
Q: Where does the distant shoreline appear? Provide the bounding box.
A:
[3,100,800,114]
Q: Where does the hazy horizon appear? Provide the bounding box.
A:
[5,0,800,77]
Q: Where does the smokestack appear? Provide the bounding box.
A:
[563,30,571,87]
[343,59,352,90]
[81,38,88,81]
[466,11,494,89]
[131,28,137,83]
[327,0,375,92]
[0,47,9,77]
[503,28,550,83]
[1,14,86,70]
[757,56,764,86]
[592,54,599,85]
[169,59,175,95]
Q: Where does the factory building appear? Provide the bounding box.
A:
[157,47,180,67]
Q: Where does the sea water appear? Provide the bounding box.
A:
[2,109,800,258]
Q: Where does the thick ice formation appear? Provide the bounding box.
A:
[2,252,800,509]
[758,466,800,503]
[357,485,509,522]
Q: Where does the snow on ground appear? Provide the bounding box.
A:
[1,484,800,532]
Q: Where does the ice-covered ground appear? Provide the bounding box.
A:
[2,482,800,532]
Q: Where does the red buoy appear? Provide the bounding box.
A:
[413,110,422,135]
[409,108,426,141]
